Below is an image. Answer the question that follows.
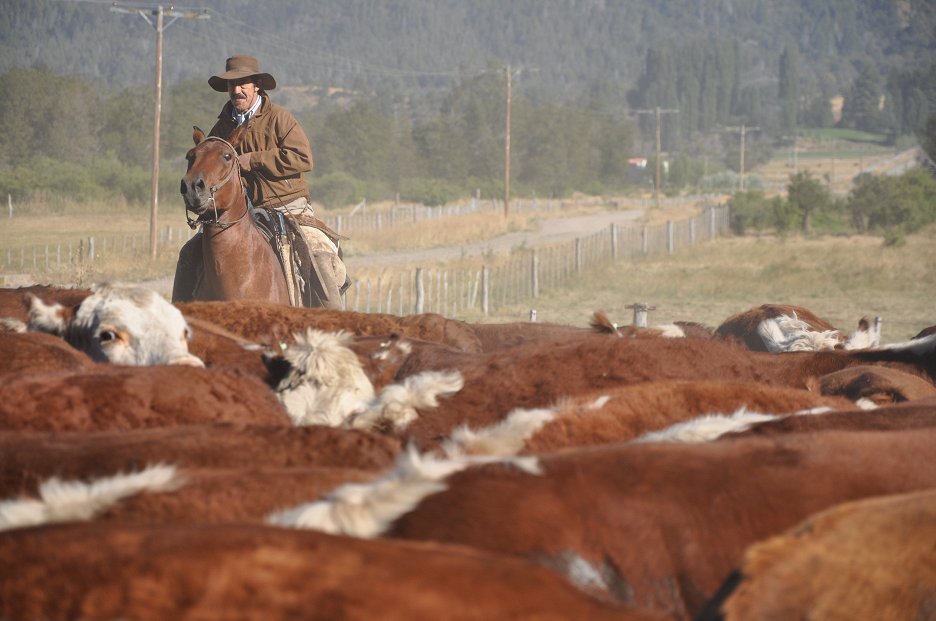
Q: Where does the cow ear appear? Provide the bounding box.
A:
[193,126,206,145]
[26,294,72,336]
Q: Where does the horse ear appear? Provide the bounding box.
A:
[192,126,206,145]
[227,125,247,150]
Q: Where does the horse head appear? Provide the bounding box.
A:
[180,126,247,222]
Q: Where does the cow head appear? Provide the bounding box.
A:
[27,283,204,367]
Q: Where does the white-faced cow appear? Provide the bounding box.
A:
[27,283,203,367]
[715,303,879,352]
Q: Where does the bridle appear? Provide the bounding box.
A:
[185,136,250,231]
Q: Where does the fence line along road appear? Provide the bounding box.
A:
[1,197,730,320]
[343,202,730,319]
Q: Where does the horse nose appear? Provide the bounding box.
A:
[181,173,207,199]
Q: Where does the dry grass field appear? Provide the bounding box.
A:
[2,154,931,343]
[488,228,935,342]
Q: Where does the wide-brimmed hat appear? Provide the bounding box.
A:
[208,55,277,92]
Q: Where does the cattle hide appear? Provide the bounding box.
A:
[0,330,94,376]
[381,428,936,620]
[177,299,484,352]
[696,489,936,621]
[0,366,290,432]
[0,522,669,621]
[0,423,401,497]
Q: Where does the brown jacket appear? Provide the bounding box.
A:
[210,95,313,208]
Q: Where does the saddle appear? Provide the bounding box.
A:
[250,205,351,309]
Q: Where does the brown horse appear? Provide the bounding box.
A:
[174,126,291,305]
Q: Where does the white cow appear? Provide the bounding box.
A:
[27,283,203,367]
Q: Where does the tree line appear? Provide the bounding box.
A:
[1,51,934,220]
[729,168,936,245]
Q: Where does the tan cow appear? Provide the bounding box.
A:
[27,282,203,367]
[697,489,936,621]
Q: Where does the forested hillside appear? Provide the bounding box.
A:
[1,0,934,211]
[3,0,933,108]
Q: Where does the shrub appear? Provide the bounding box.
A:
[309,172,366,210]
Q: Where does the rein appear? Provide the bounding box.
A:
[185,136,250,231]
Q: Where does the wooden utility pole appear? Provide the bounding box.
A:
[504,64,512,218]
[110,3,209,260]
[722,124,761,190]
[634,107,678,209]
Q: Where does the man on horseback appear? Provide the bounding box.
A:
[173,54,348,309]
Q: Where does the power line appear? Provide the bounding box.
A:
[110,1,209,260]
[719,124,761,191]
[632,107,679,209]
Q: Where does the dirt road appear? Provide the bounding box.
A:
[343,208,646,270]
[142,207,646,298]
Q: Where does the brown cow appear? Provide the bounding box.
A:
[696,489,936,621]
[0,521,669,621]
[0,330,94,376]
[715,303,878,352]
[434,380,851,457]
[724,396,936,439]
[372,331,936,450]
[0,423,400,498]
[177,299,484,352]
[0,284,91,322]
[0,464,383,530]
[274,428,936,620]
[0,365,290,432]
[812,363,936,404]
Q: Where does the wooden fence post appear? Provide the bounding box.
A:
[531,251,539,298]
[641,226,648,254]
[415,267,425,314]
[481,266,489,316]
[610,222,618,260]
[575,238,582,272]
[666,221,674,254]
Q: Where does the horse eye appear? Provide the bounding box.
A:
[223,153,232,161]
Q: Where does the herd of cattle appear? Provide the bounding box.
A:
[1,282,935,620]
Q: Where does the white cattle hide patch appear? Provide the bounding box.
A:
[266,447,540,538]
[0,464,182,531]
[347,369,464,432]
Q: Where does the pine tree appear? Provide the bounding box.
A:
[778,46,798,133]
